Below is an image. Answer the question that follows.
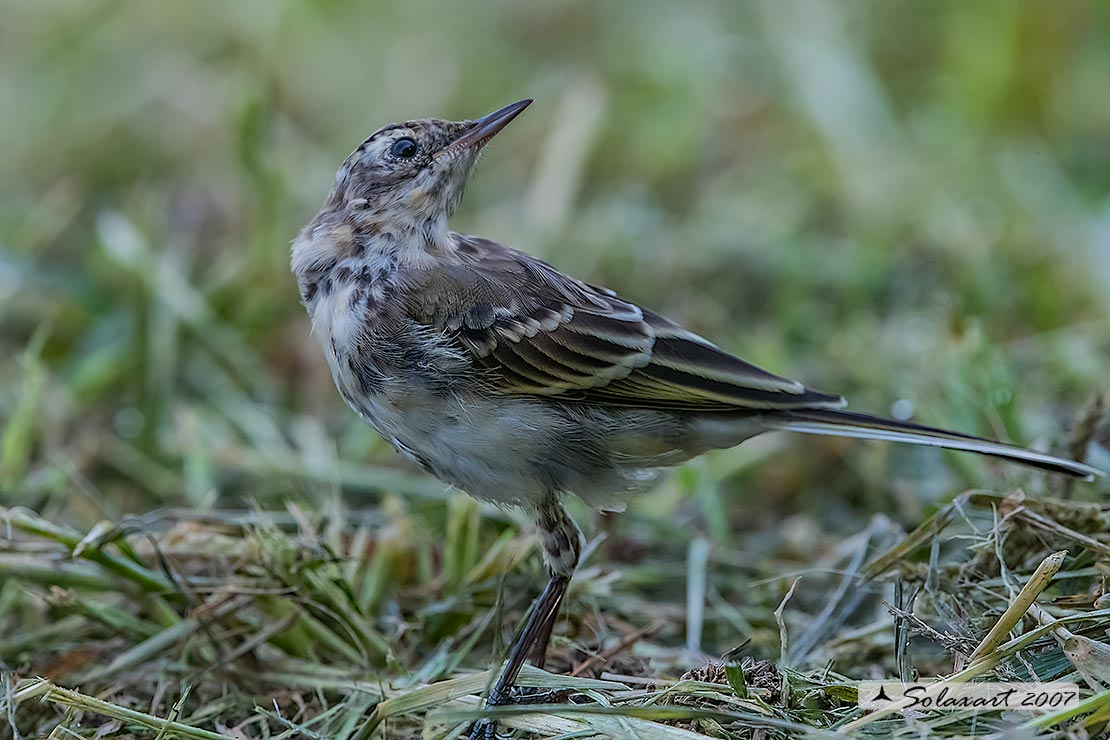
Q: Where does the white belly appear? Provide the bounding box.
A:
[345,382,562,506]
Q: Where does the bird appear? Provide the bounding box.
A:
[290,98,1101,738]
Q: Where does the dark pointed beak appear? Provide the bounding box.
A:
[439,99,532,156]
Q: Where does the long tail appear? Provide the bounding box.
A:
[764,409,1102,480]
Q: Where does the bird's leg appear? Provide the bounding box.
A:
[528,498,582,666]
[527,601,559,669]
[468,498,581,739]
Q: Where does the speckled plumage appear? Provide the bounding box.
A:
[291,100,1099,737]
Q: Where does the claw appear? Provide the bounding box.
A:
[466,718,504,740]
[507,686,572,705]
[466,686,573,738]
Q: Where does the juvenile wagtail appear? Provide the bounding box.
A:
[291,99,1100,738]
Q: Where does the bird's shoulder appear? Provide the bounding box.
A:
[399,234,632,323]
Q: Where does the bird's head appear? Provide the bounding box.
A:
[292,99,531,278]
[330,99,532,233]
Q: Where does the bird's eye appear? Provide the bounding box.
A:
[390,138,418,158]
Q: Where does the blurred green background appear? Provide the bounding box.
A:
[3,0,1107,522]
[3,0,1110,662]
[4,1,1110,737]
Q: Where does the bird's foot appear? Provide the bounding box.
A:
[466,686,572,738]
[466,718,504,740]
[507,686,572,704]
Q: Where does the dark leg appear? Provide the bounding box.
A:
[468,498,581,740]
[527,498,581,666]
[528,601,559,668]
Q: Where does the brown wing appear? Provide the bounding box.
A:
[413,235,845,411]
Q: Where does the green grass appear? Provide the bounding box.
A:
[2,1,1110,738]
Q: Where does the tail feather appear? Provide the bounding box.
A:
[765,409,1102,480]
